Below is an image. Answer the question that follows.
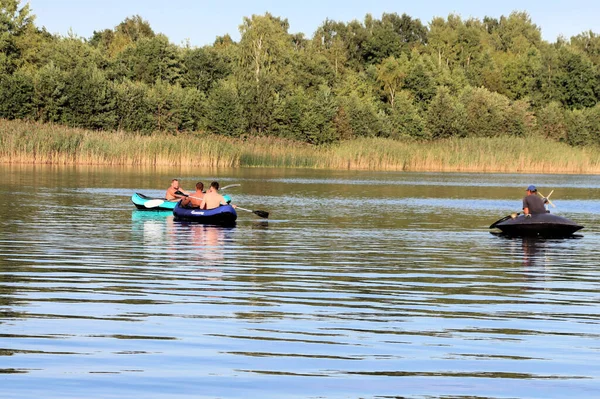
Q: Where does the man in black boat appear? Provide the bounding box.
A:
[523,185,548,216]
[180,182,205,208]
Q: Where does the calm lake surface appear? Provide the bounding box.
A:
[1,165,600,399]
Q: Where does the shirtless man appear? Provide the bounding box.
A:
[165,179,188,201]
[201,181,236,210]
[180,182,205,208]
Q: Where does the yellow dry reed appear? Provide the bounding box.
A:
[2,119,600,173]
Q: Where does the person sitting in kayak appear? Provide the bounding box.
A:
[166,179,188,201]
[180,182,204,208]
[201,181,236,210]
[523,185,549,216]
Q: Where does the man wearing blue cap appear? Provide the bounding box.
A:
[523,185,548,216]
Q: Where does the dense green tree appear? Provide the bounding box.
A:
[460,86,509,137]
[273,85,337,144]
[385,91,425,139]
[205,78,246,137]
[61,66,116,130]
[115,34,181,85]
[362,13,427,64]
[113,79,154,133]
[535,101,567,140]
[489,11,542,54]
[0,67,33,118]
[90,15,155,58]
[238,13,295,134]
[0,0,34,73]
[180,46,233,93]
[555,46,598,109]
[337,91,383,137]
[571,31,600,65]
[426,86,466,139]
[376,55,409,108]
[403,53,437,106]
[32,62,68,122]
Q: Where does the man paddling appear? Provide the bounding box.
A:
[166,179,189,201]
[523,185,548,216]
[201,181,236,210]
[180,182,205,208]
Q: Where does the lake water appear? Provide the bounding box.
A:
[1,165,600,399]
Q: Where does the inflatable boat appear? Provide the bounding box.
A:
[173,202,237,226]
[490,213,583,238]
[131,193,178,210]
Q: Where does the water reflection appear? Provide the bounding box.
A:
[3,167,600,399]
[131,210,173,244]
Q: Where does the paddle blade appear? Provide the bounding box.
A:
[144,199,165,208]
[236,206,269,218]
[220,184,241,191]
[253,210,269,218]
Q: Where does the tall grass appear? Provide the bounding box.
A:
[2,119,600,173]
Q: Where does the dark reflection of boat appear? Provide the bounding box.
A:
[520,237,547,268]
[491,213,583,238]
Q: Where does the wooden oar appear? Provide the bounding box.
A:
[537,190,556,208]
[490,212,520,229]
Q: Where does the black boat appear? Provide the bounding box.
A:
[490,213,583,238]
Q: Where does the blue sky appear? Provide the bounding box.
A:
[26,0,599,46]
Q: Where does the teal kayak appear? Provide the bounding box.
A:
[131,192,178,210]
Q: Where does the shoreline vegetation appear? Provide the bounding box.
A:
[2,119,600,173]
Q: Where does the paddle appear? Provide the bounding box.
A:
[490,212,520,229]
[144,199,166,208]
[537,190,556,208]
[236,207,269,219]
[220,184,241,191]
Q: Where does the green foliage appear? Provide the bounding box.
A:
[426,86,466,139]
[115,34,181,85]
[337,92,383,138]
[205,78,246,137]
[0,0,34,73]
[146,80,195,132]
[385,91,425,139]
[61,66,116,130]
[273,86,337,144]
[362,13,427,64]
[90,15,155,58]
[376,55,409,108]
[113,79,153,133]
[1,7,600,147]
[536,101,567,140]
[32,62,68,122]
[553,46,598,109]
[180,46,233,93]
[461,86,510,137]
[565,104,600,146]
[0,67,33,118]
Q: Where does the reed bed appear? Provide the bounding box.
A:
[2,119,600,173]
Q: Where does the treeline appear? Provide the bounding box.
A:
[1,0,600,146]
